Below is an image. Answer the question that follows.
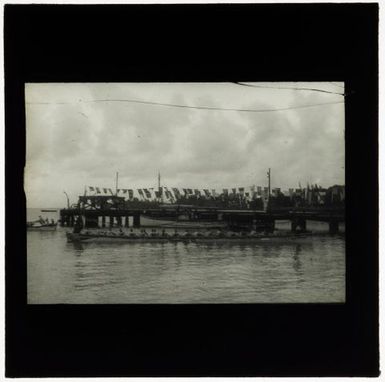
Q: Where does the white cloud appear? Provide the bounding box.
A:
[25,82,345,207]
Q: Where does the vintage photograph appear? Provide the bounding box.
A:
[25,82,345,304]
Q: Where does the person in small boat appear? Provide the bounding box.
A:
[217,230,225,238]
[51,219,55,225]
[38,216,45,225]
[150,229,158,237]
[173,229,179,237]
[209,230,220,237]
[119,228,124,236]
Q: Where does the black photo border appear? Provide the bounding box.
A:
[4,3,379,377]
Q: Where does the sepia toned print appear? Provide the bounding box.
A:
[25,82,345,304]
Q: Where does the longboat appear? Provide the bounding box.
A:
[66,229,313,244]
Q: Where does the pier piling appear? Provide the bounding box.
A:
[133,213,140,228]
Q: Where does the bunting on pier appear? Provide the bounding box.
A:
[85,183,313,203]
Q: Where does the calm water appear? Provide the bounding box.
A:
[27,208,345,304]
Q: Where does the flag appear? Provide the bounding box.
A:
[144,189,151,198]
[239,187,245,193]
[138,189,144,196]
[211,189,216,197]
[108,188,113,195]
[149,188,156,200]
[183,188,188,195]
[232,188,236,194]
[96,187,101,194]
[128,189,133,199]
[89,186,95,192]
[223,188,228,195]
[188,189,193,194]
[194,189,200,196]
[170,189,177,200]
[123,189,127,194]
[203,189,210,197]
[117,189,121,193]
[155,191,160,198]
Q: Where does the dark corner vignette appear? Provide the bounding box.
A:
[5,3,379,378]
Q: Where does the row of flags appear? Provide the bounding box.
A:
[86,184,340,202]
[87,185,271,202]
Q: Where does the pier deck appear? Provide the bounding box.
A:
[60,205,344,233]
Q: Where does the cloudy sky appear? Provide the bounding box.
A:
[25,82,345,208]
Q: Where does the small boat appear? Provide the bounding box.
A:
[41,209,57,212]
[27,222,58,231]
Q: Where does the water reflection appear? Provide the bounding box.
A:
[28,227,346,304]
[70,241,85,252]
[292,244,303,274]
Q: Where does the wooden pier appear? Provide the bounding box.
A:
[60,205,344,234]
